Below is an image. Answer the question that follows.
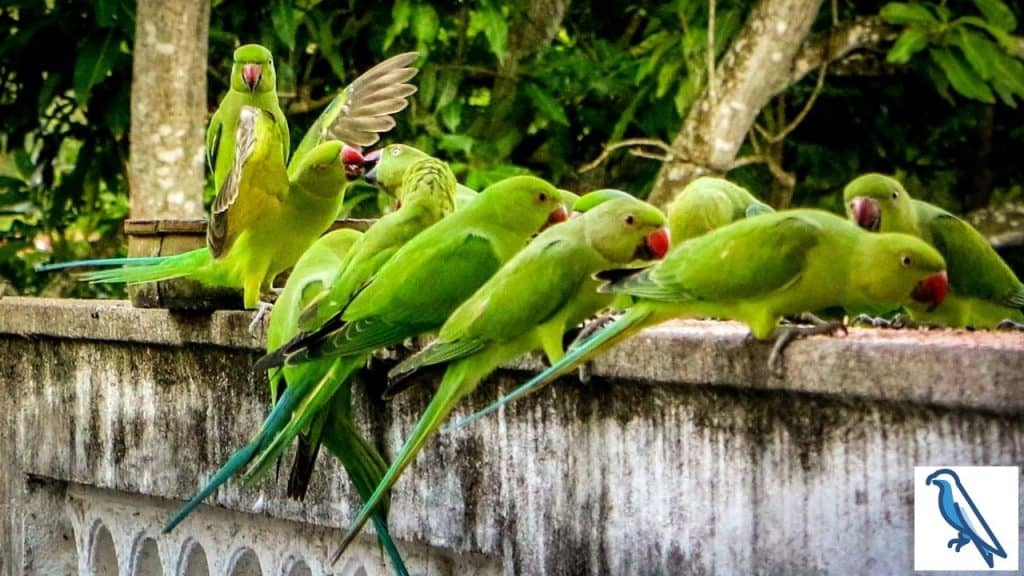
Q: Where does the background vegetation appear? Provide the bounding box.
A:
[2,0,1022,296]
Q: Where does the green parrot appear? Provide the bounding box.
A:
[845,173,1024,329]
[453,209,950,431]
[164,155,458,547]
[359,143,479,211]
[37,53,421,311]
[281,156,458,501]
[328,191,670,562]
[259,175,570,370]
[667,176,773,242]
[40,111,353,310]
[206,44,289,197]
[162,228,412,576]
[298,155,458,332]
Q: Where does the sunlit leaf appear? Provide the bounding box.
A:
[887,28,930,64]
[971,0,1016,31]
[879,2,937,25]
[931,47,995,103]
[524,82,569,126]
[74,31,119,106]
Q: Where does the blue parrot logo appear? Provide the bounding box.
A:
[926,468,1008,568]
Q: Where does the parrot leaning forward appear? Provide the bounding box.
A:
[844,173,1024,329]
[667,176,773,242]
[453,209,950,431]
[327,190,670,563]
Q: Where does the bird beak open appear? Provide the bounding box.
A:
[851,197,881,232]
[362,149,382,183]
[546,205,569,227]
[340,145,365,180]
[242,64,262,91]
[911,270,948,312]
[637,227,671,260]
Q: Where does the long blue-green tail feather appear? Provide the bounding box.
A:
[35,256,172,272]
[447,307,650,433]
[162,376,308,533]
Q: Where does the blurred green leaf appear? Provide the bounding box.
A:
[524,82,569,126]
[931,47,995,103]
[887,28,930,64]
[74,31,119,106]
[880,2,938,25]
[971,0,1016,31]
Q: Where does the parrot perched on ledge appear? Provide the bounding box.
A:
[327,190,670,564]
[667,176,773,242]
[844,173,1024,329]
[452,209,950,431]
[37,51,421,314]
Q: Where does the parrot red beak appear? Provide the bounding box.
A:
[241,63,262,91]
[362,149,383,183]
[911,270,948,311]
[340,145,365,180]
[851,197,881,232]
[546,205,569,226]
[644,227,671,259]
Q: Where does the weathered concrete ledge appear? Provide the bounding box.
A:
[1,297,1021,575]
[1,297,1021,414]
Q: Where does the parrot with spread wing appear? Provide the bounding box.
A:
[845,173,1024,329]
[452,209,950,431]
[327,191,670,562]
[40,110,355,310]
[37,52,420,315]
[668,176,773,242]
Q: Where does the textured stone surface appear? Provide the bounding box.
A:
[0,297,1021,575]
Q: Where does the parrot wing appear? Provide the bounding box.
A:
[289,52,419,173]
[610,214,820,303]
[926,213,1024,308]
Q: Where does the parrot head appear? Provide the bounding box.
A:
[576,190,671,263]
[231,44,276,94]
[843,173,916,234]
[292,141,360,197]
[394,157,458,215]
[363,144,432,200]
[854,232,948,312]
[479,176,568,234]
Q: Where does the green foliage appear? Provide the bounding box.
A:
[2,0,1023,297]
[880,0,1024,105]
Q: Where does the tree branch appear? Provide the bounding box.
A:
[789,17,899,85]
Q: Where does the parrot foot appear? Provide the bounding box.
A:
[767,319,847,378]
[851,314,893,328]
[247,302,274,339]
[577,362,593,384]
[948,534,971,551]
[569,313,621,350]
[996,319,1024,331]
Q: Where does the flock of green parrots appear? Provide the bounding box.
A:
[41,45,1024,573]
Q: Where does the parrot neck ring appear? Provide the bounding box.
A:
[241,64,262,91]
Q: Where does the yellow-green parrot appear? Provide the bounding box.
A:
[360,143,479,211]
[328,191,670,562]
[162,228,412,576]
[37,53,420,313]
[40,111,352,311]
[259,175,570,370]
[667,176,773,242]
[453,209,950,430]
[845,173,1024,329]
[206,44,289,197]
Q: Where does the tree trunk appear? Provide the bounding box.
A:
[129,0,210,219]
[647,0,824,206]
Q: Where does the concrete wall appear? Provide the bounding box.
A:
[0,297,1021,575]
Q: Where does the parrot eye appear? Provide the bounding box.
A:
[891,190,899,200]
[625,214,635,225]
[538,192,547,202]
[391,146,402,157]
[901,255,912,267]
